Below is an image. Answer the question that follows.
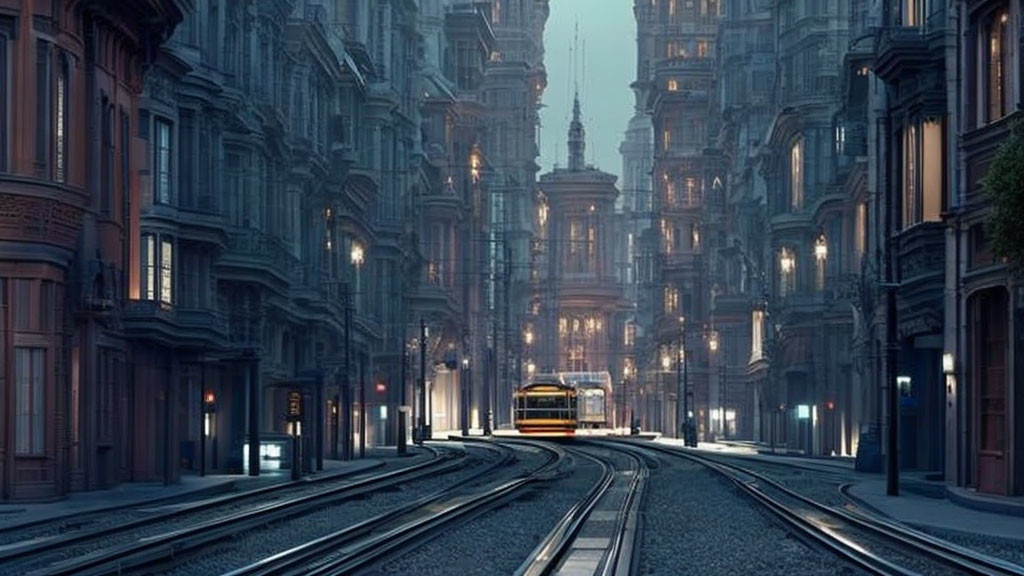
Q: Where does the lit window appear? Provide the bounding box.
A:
[664,286,679,313]
[155,119,172,204]
[559,316,568,335]
[902,0,920,26]
[750,311,764,362]
[697,40,708,58]
[902,120,943,228]
[666,180,676,206]
[985,12,1011,123]
[790,139,803,210]
[587,225,597,272]
[814,232,828,290]
[668,79,678,91]
[855,202,867,260]
[624,322,636,347]
[160,239,173,304]
[144,234,156,300]
[663,128,671,151]
[685,177,697,206]
[661,219,674,254]
[779,247,796,296]
[15,347,45,455]
[55,58,68,183]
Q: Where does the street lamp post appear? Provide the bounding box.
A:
[676,318,684,440]
[461,358,470,436]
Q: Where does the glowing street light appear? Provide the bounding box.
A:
[350,242,365,267]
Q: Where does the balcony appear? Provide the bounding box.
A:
[220,229,301,288]
[873,26,944,83]
[122,300,229,348]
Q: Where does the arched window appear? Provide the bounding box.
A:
[790,138,804,210]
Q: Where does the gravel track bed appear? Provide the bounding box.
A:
[640,456,863,576]
[362,444,604,576]
[0,450,434,546]
[913,525,1024,568]
[705,455,853,506]
[148,444,517,576]
[1,447,483,576]
[693,459,957,574]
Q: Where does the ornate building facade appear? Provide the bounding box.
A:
[534,97,626,382]
[0,0,185,500]
[0,0,549,501]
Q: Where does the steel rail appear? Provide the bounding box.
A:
[220,439,566,576]
[516,443,648,576]
[0,452,406,539]
[629,442,1024,576]
[19,444,470,576]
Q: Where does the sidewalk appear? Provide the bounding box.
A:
[657,438,1024,539]
[0,455,390,531]
[846,479,1024,541]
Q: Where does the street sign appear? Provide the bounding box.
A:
[287,390,302,421]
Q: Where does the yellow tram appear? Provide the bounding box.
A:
[513,374,578,435]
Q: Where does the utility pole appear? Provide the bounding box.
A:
[398,346,407,454]
[883,107,900,494]
[502,244,512,431]
[359,356,366,459]
[885,275,900,495]
[419,317,427,443]
[721,363,727,440]
[342,288,352,461]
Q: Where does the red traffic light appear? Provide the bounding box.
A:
[375,382,387,393]
[826,401,835,411]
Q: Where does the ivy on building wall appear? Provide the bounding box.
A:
[982,119,1024,270]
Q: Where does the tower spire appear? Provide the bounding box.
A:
[568,91,585,171]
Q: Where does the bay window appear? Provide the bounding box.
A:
[141,233,174,305]
[902,120,943,228]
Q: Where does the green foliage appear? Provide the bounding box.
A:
[982,119,1024,269]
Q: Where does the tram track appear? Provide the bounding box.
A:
[515,441,648,576]
[2,443,495,576]
[0,457,397,551]
[217,439,567,576]
[624,441,1024,576]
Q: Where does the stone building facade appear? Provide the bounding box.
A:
[946,0,1022,496]
[0,0,185,500]
[534,97,626,382]
[0,0,548,501]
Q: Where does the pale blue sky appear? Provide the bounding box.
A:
[538,0,636,181]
